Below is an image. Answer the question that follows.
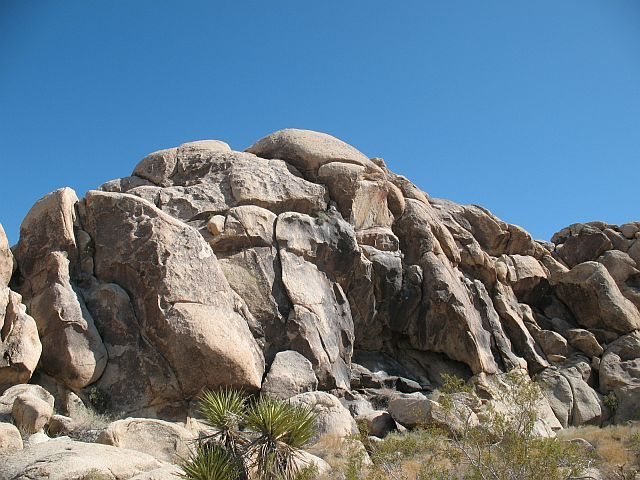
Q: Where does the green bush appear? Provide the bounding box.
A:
[181,388,317,480]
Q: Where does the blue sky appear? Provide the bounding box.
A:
[1,1,639,245]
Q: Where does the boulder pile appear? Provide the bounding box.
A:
[1,129,639,476]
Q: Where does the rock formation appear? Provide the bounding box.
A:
[1,129,640,475]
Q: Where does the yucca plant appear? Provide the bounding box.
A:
[245,397,317,480]
[181,389,318,480]
[181,442,242,480]
[199,388,249,458]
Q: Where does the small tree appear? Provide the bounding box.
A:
[181,389,317,480]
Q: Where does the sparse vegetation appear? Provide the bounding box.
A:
[320,372,597,480]
[603,391,619,415]
[86,385,111,414]
[79,469,112,480]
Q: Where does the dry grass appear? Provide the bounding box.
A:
[310,428,456,480]
[306,434,372,477]
[51,403,114,443]
[559,422,640,478]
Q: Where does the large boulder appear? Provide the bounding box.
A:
[0,437,176,480]
[597,250,640,310]
[317,161,394,231]
[120,149,329,220]
[0,384,55,420]
[560,367,602,426]
[97,418,195,464]
[552,223,613,268]
[293,450,332,476]
[537,369,574,428]
[388,393,479,434]
[599,331,640,393]
[550,262,640,333]
[497,254,550,304]
[0,224,13,287]
[565,329,604,357]
[11,393,54,433]
[246,128,380,180]
[261,350,318,400]
[0,422,22,454]
[357,410,397,438]
[288,391,358,443]
[132,140,230,187]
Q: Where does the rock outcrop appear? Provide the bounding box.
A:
[1,128,639,441]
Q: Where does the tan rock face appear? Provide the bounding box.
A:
[0,288,41,391]
[97,417,195,464]
[0,225,13,286]
[13,189,106,391]
[261,350,318,400]
[83,191,265,403]
[12,393,53,433]
[317,161,393,231]
[0,437,174,480]
[0,422,23,454]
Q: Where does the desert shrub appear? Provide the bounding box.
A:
[86,386,111,414]
[603,391,618,414]
[435,371,595,480]
[367,428,451,480]
[181,388,317,480]
[294,464,319,480]
[80,469,112,480]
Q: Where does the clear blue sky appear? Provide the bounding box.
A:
[1,1,639,245]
